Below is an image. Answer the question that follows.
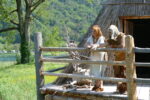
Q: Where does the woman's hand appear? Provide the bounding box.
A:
[86,44,99,50]
[91,44,99,50]
[87,45,92,48]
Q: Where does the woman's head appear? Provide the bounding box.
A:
[92,25,103,39]
[108,25,120,40]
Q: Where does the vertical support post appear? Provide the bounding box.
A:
[34,32,45,100]
[125,35,137,100]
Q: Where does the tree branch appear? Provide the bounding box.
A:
[10,9,17,14]
[25,0,29,6]
[31,0,45,12]
[16,0,24,34]
[25,0,32,6]
[10,20,19,26]
[25,0,33,7]
[0,27,18,33]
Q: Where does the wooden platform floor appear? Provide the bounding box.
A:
[41,84,150,100]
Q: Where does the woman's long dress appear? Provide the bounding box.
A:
[86,36,106,78]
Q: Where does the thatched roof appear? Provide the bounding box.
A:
[79,0,150,47]
[55,0,150,85]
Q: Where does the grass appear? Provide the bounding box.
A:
[0,61,66,100]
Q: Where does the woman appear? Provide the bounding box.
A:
[107,25,127,94]
[85,25,106,92]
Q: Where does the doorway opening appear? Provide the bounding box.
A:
[121,17,150,78]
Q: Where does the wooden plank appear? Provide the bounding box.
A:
[135,62,150,67]
[119,19,124,32]
[123,19,134,35]
[41,58,126,66]
[45,95,86,100]
[43,89,127,100]
[124,19,128,34]
[42,72,128,83]
[124,20,133,35]
[42,84,150,100]
[41,84,128,100]
[119,16,150,20]
[46,67,66,72]
[134,47,150,53]
[135,78,150,84]
[34,32,45,100]
[46,55,69,59]
[125,35,137,100]
[40,47,126,52]
[45,55,91,59]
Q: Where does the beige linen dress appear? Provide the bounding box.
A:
[86,36,106,77]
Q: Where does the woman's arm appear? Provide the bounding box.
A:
[99,43,107,48]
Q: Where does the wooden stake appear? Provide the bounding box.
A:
[125,35,137,100]
[34,32,45,100]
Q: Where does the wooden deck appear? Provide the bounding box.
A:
[40,83,150,100]
[34,33,150,100]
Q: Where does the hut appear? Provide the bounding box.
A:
[79,0,150,78]
[36,1,150,100]
[55,0,150,85]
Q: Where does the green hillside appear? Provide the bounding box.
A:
[0,0,102,49]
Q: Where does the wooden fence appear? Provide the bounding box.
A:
[34,32,150,100]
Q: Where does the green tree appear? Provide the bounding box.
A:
[0,0,45,63]
[44,27,63,47]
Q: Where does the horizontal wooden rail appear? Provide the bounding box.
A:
[45,55,90,59]
[135,62,150,67]
[44,55,69,59]
[42,72,127,82]
[135,78,150,84]
[134,47,150,53]
[46,67,66,72]
[40,47,126,52]
[41,58,126,66]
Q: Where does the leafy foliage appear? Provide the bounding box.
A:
[0,0,102,49]
[43,27,64,46]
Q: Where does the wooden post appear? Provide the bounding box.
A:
[34,32,45,100]
[125,35,137,100]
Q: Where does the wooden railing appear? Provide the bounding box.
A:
[34,32,150,100]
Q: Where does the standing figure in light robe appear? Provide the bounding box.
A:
[107,25,127,94]
[85,25,106,92]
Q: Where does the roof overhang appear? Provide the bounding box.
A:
[119,16,150,20]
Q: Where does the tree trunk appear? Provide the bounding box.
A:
[20,21,31,63]
[20,3,32,63]
[0,0,45,64]
[16,0,31,63]
[20,33,31,63]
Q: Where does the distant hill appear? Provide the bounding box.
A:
[0,0,102,45]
